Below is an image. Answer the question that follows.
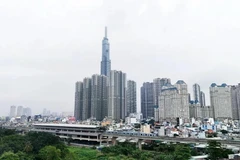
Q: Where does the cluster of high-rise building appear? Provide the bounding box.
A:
[74,27,240,122]
[191,83,206,106]
[74,27,137,121]
[142,79,190,123]
[141,78,171,120]
[142,80,240,123]
[190,83,240,121]
[9,106,31,118]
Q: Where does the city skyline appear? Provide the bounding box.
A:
[1,1,240,116]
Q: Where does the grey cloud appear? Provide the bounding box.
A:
[0,0,240,116]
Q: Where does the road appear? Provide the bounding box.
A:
[102,133,240,147]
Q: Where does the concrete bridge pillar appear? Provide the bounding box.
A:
[138,139,143,150]
[112,137,117,146]
[99,134,102,146]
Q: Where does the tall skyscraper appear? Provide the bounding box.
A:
[210,83,232,119]
[126,80,137,115]
[74,81,83,120]
[22,107,31,117]
[193,83,201,104]
[10,106,16,117]
[101,27,111,77]
[141,82,154,119]
[153,78,171,106]
[82,78,92,120]
[230,84,240,120]
[17,106,23,117]
[91,74,108,121]
[159,80,189,122]
[200,91,206,106]
[108,70,126,121]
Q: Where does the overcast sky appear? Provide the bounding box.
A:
[0,0,240,116]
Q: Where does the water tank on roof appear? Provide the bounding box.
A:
[211,83,217,87]
[221,83,227,87]
[176,80,186,84]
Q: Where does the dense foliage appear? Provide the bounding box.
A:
[0,129,72,160]
[100,142,191,160]
[206,140,234,160]
[0,128,234,160]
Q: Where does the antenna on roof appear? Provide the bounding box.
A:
[105,26,107,38]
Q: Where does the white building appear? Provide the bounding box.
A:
[158,80,189,123]
[16,106,23,117]
[125,113,142,124]
[10,106,16,117]
[210,83,232,120]
[141,124,150,133]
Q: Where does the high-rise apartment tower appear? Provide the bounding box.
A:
[74,82,84,120]
[210,83,232,120]
[141,82,154,119]
[91,74,108,121]
[10,106,16,118]
[126,80,137,115]
[108,70,126,121]
[193,83,201,104]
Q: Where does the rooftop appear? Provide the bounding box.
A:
[33,123,98,128]
[210,83,228,87]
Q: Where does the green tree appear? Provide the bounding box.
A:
[164,155,174,160]
[222,148,234,158]
[220,130,228,135]
[139,152,152,160]
[16,151,33,160]
[38,146,61,160]
[26,132,64,153]
[67,135,73,146]
[0,129,16,137]
[154,154,166,160]
[63,151,77,160]
[1,135,26,154]
[174,145,191,160]
[0,144,12,155]
[23,141,33,153]
[99,126,107,132]
[148,119,155,126]
[0,151,20,160]
[132,150,142,159]
[154,154,174,160]
[206,140,223,160]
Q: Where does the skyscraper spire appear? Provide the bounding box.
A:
[105,26,107,38]
[101,27,111,77]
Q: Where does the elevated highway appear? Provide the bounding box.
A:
[102,133,240,149]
